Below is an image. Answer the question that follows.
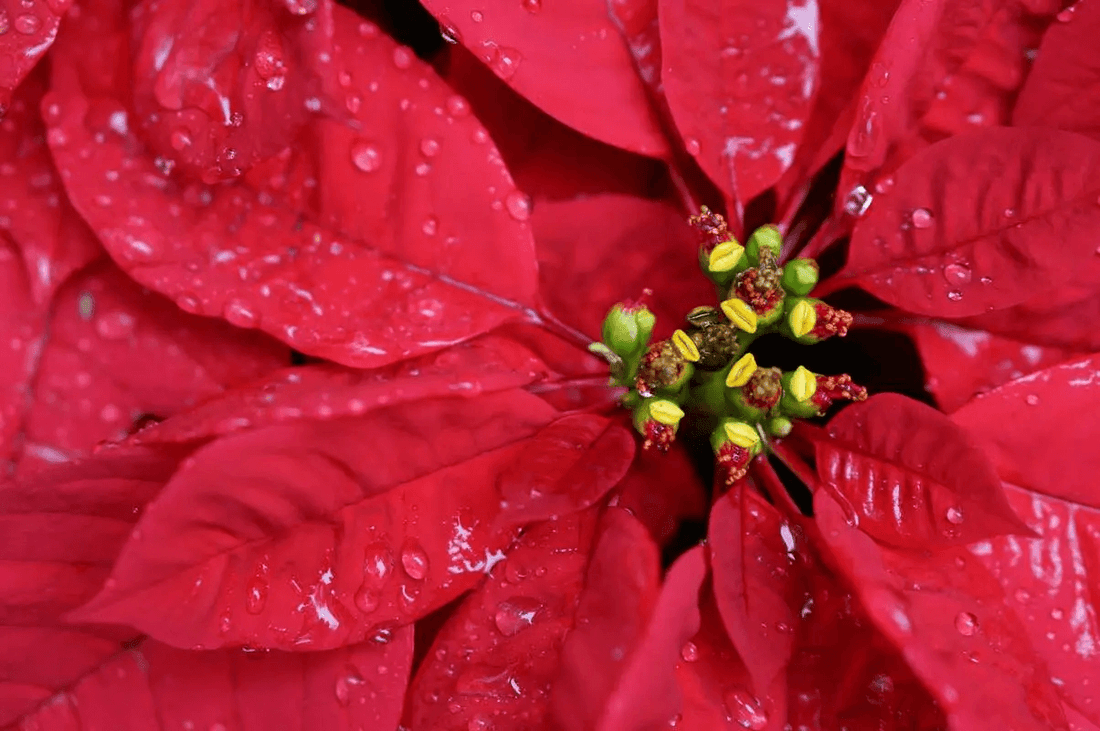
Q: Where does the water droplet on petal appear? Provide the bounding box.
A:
[843,185,873,217]
[504,191,531,221]
[468,715,493,731]
[946,290,963,302]
[362,543,394,584]
[400,543,429,580]
[245,576,268,614]
[351,140,382,173]
[1057,5,1076,21]
[14,14,40,34]
[493,597,542,636]
[334,675,351,705]
[446,95,470,116]
[724,689,768,729]
[954,611,978,636]
[392,46,414,70]
[680,641,699,662]
[470,10,484,22]
[910,208,934,228]
[420,138,440,157]
[945,506,964,525]
[492,47,522,79]
[684,138,701,155]
[523,0,542,12]
[95,311,136,340]
[223,300,258,328]
[943,263,972,285]
[170,129,192,150]
[422,216,438,236]
[1025,393,1040,406]
[354,586,380,613]
[439,19,462,44]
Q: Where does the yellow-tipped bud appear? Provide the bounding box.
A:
[720,298,758,333]
[790,366,817,402]
[723,421,760,449]
[671,329,701,362]
[708,240,744,272]
[725,353,758,388]
[649,399,685,426]
[789,299,817,338]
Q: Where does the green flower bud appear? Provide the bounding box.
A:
[601,302,655,358]
[745,224,783,266]
[781,258,819,297]
[765,416,793,438]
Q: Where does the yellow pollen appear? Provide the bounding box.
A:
[723,421,760,449]
[708,240,744,272]
[725,353,758,388]
[790,366,817,402]
[649,399,685,426]
[720,298,758,334]
[789,299,817,338]
[671,330,700,362]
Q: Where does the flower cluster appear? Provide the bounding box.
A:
[0,0,1098,729]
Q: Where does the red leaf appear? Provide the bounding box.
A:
[616,442,708,547]
[440,45,666,201]
[676,582,787,731]
[0,463,160,725]
[605,0,662,91]
[128,0,339,182]
[17,261,289,476]
[534,194,701,338]
[495,414,635,525]
[953,352,1100,712]
[45,0,540,369]
[772,0,900,212]
[659,0,820,204]
[549,509,705,731]
[0,0,71,114]
[16,636,413,730]
[420,0,666,157]
[129,334,549,446]
[952,354,1100,508]
[837,0,1059,204]
[708,481,804,696]
[408,510,599,730]
[814,393,1027,548]
[68,391,575,651]
[1013,0,1100,140]
[815,492,1069,731]
[0,77,100,305]
[840,128,1100,316]
[960,289,1100,353]
[906,322,1076,413]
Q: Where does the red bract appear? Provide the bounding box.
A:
[3,0,1100,727]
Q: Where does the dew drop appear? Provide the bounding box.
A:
[419,138,441,157]
[334,676,351,706]
[245,577,268,614]
[446,95,470,116]
[422,216,439,236]
[523,0,542,11]
[415,162,432,176]
[492,47,522,79]
[910,208,934,229]
[725,689,768,729]
[468,715,493,731]
[684,138,701,155]
[345,94,361,114]
[1057,5,1076,21]
[493,597,542,636]
[400,543,429,580]
[1052,607,1065,620]
[1013,588,1030,603]
[392,46,413,70]
[946,290,963,302]
[362,543,394,584]
[14,14,40,34]
[843,185,873,217]
[1025,393,1040,406]
[439,19,462,44]
[680,641,699,662]
[350,140,382,172]
[943,263,972,285]
[95,311,136,340]
[945,506,964,525]
[354,586,380,613]
[170,129,192,150]
[470,10,484,22]
[504,191,531,221]
[954,611,978,636]
[223,300,258,328]
[874,176,895,194]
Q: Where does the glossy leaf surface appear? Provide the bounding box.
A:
[0,0,71,114]
[45,0,539,368]
[816,492,1068,731]
[659,0,820,204]
[814,393,1026,548]
[843,129,1100,316]
[421,0,666,157]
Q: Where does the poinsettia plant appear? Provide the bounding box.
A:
[1,0,1098,728]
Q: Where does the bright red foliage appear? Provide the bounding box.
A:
[1,0,1099,728]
